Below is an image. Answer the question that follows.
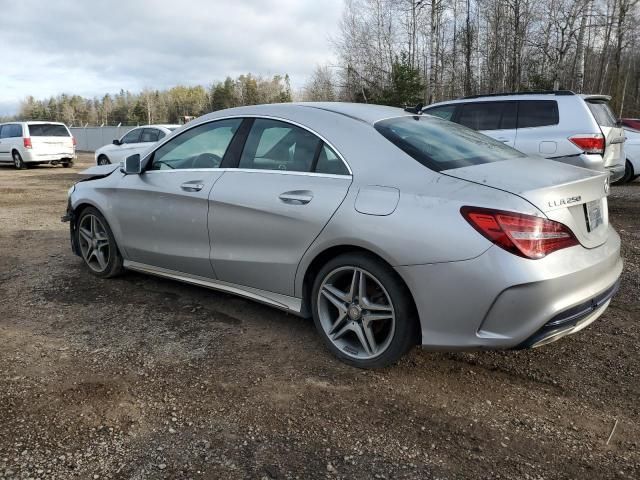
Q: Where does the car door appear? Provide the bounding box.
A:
[513,100,561,157]
[0,126,9,162]
[209,118,352,296]
[457,101,518,147]
[110,118,243,278]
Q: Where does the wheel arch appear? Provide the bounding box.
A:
[299,244,421,342]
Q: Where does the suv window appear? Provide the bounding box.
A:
[425,105,456,121]
[149,119,241,170]
[315,144,349,175]
[121,129,141,144]
[239,119,320,172]
[458,102,516,130]
[586,101,617,127]
[517,100,559,128]
[140,128,161,143]
[1,124,22,138]
[28,124,69,137]
[375,115,525,172]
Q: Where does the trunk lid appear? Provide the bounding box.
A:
[583,95,625,168]
[444,157,611,249]
[28,123,74,155]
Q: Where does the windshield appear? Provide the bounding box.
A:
[375,115,525,172]
[28,124,69,137]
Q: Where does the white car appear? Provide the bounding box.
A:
[0,121,75,169]
[619,127,640,183]
[422,91,626,182]
[95,125,179,165]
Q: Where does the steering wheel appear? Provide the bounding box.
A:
[192,152,222,168]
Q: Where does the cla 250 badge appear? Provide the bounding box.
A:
[548,196,582,208]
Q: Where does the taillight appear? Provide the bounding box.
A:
[72,136,77,146]
[23,137,32,149]
[569,134,605,155]
[461,207,579,259]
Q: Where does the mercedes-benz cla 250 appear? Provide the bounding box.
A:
[64,103,622,368]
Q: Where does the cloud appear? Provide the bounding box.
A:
[0,0,343,114]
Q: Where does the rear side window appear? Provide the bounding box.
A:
[1,124,23,138]
[28,123,69,137]
[424,105,456,121]
[315,144,349,175]
[375,116,525,172]
[458,102,516,131]
[586,101,617,127]
[239,119,321,172]
[140,128,161,142]
[517,101,559,128]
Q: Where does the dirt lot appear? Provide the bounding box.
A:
[0,153,638,479]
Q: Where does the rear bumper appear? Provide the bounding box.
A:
[23,150,75,163]
[396,227,623,350]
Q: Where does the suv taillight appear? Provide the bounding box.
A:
[569,134,605,155]
[461,207,579,259]
[23,138,32,149]
[72,136,77,146]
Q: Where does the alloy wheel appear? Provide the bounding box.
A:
[13,153,25,169]
[317,266,396,360]
[78,214,111,273]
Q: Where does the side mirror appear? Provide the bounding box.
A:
[113,139,121,146]
[121,154,141,175]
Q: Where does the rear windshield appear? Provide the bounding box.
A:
[586,102,617,127]
[28,124,70,137]
[375,115,525,172]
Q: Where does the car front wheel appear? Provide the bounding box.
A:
[97,155,111,166]
[311,253,418,368]
[76,207,123,278]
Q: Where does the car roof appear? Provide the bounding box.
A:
[196,102,412,126]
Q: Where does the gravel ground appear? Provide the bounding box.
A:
[0,154,638,479]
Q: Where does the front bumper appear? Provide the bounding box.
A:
[396,227,623,350]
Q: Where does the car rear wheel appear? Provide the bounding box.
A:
[12,152,27,170]
[614,160,634,184]
[97,155,111,166]
[62,161,72,168]
[76,207,123,278]
[311,253,418,368]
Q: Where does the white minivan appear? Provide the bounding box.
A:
[422,91,626,182]
[0,121,76,169]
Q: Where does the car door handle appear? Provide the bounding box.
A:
[279,190,313,205]
[180,181,205,192]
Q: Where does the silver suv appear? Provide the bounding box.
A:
[422,91,626,182]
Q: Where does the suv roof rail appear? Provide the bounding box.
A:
[460,90,575,100]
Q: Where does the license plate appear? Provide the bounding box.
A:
[584,200,603,232]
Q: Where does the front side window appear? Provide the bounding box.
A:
[149,119,242,170]
[121,129,141,144]
[239,119,320,172]
[28,124,69,137]
[458,102,516,131]
[424,104,457,121]
[375,115,525,172]
[517,100,559,128]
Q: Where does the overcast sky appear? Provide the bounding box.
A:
[0,0,343,115]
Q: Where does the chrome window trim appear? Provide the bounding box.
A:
[143,167,351,179]
[143,114,353,176]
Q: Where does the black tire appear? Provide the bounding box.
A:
[97,155,111,166]
[311,252,418,369]
[62,161,73,168]
[12,151,27,170]
[613,160,633,184]
[76,207,124,278]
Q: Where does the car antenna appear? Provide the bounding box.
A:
[404,102,423,114]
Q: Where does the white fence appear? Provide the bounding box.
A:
[70,126,138,152]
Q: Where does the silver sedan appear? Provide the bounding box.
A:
[65,103,623,368]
